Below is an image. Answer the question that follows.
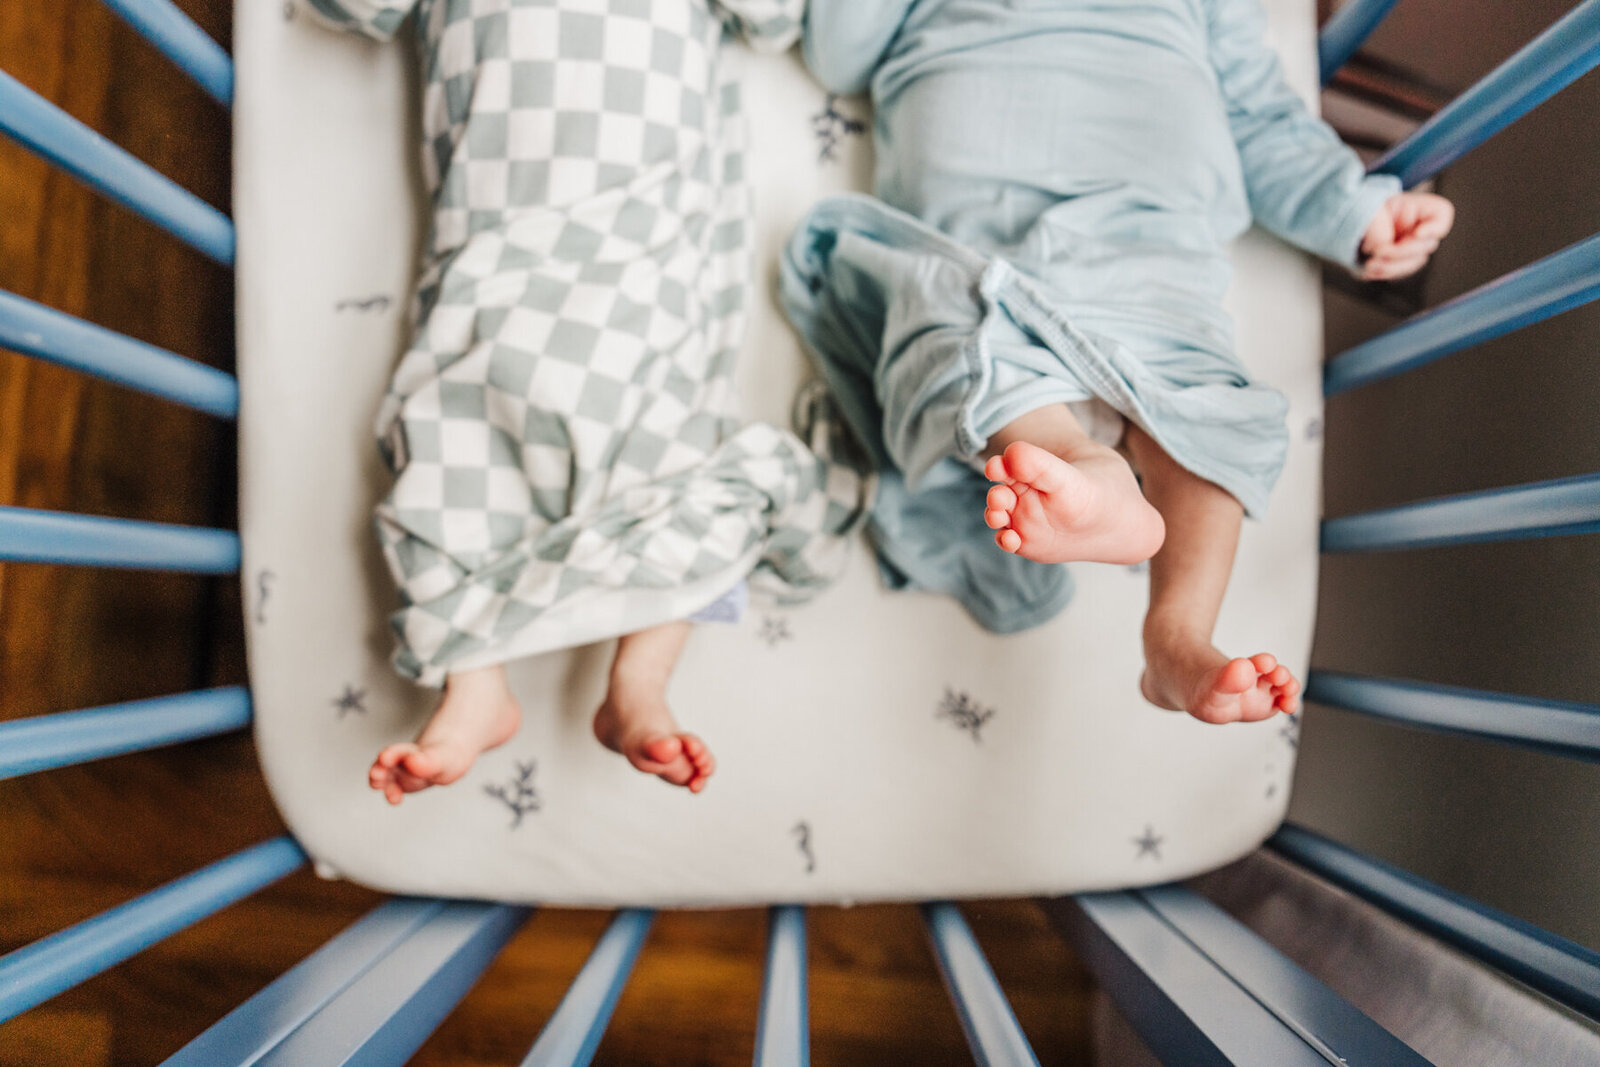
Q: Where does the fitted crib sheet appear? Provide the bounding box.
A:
[235,0,1325,906]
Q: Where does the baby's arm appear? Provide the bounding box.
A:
[303,0,416,40]
[1207,0,1430,270]
[802,0,918,96]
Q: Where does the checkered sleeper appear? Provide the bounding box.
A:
[309,0,867,686]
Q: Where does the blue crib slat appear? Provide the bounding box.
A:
[0,505,240,572]
[0,289,239,417]
[0,70,234,264]
[1134,887,1435,1066]
[921,902,1040,1067]
[1320,471,1600,552]
[0,837,306,1024]
[521,909,653,1067]
[1371,0,1600,186]
[1271,824,1600,1020]
[254,902,532,1067]
[0,686,251,780]
[163,899,447,1067]
[1306,671,1600,762]
[1318,0,1403,85]
[1049,893,1333,1066]
[99,0,233,107]
[753,906,809,1067]
[1323,231,1600,396]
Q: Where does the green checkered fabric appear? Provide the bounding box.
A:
[310,0,868,686]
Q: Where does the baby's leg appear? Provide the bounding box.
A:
[369,664,522,805]
[592,620,715,793]
[982,404,1165,565]
[1125,426,1300,724]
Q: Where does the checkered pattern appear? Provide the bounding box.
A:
[312,0,865,686]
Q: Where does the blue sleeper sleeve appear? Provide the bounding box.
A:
[802,0,918,96]
[1206,0,1399,265]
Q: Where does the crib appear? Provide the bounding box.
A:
[2,0,1599,1062]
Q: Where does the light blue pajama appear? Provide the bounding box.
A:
[781,0,1400,632]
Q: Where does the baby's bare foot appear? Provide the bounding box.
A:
[984,441,1164,565]
[1140,634,1300,725]
[369,667,522,805]
[593,687,714,793]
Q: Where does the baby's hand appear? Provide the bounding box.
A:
[1359,192,1454,281]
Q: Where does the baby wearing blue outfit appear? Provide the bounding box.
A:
[784,0,1453,723]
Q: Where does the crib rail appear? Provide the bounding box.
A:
[0,70,233,264]
[240,903,531,1066]
[1317,0,1402,85]
[1323,231,1600,397]
[1047,887,1431,1066]
[99,0,234,106]
[0,686,251,779]
[754,906,809,1067]
[1272,825,1600,1019]
[521,909,652,1067]
[1319,470,1600,552]
[1368,0,1600,186]
[0,290,240,416]
[162,898,448,1066]
[0,838,305,1024]
[922,903,1041,1067]
[1305,672,1600,762]
[0,504,240,571]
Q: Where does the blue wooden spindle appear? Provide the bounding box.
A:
[254,903,532,1067]
[163,899,448,1067]
[921,903,1040,1067]
[754,906,809,1067]
[0,70,234,264]
[521,909,654,1067]
[1371,0,1600,186]
[0,687,252,780]
[0,290,239,417]
[1318,0,1403,85]
[1052,893,1334,1066]
[0,838,307,1023]
[1271,824,1600,1020]
[1306,671,1600,762]
[1320,471,1600,553]
[1323,231,1600,396]
[1134,887,1434,1065]
[0,505,240,572]
[98,0,233,106]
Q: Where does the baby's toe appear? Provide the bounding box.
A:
[997,528,1022,553]
[394,766,431,793]
[657,761,695,787]
[376,743,416,769]
[983,455,1010,483]
[399,749,439,782]
[641,735,685,767]
[1250,653,1277,675]
[1217,658,1258,694]
[985,508,1012,530]
[1001,441,1067,492]
[384,781,404,805]
[986,484,1017,511]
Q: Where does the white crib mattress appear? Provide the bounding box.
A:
[234,0,1324,907]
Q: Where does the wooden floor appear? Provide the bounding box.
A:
[0,2,1095,1062]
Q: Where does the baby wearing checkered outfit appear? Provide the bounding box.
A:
[308,0,864,802]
